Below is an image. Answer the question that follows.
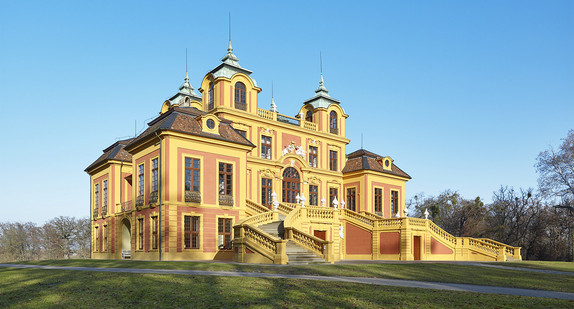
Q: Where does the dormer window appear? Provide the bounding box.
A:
[234,82,247,111]
[208,83,215,110]
[329,111,338,134]
[305,110,313,122]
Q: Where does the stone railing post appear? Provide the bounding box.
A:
[276,240,288,264]
[324,242,334,262]
[284,227,293,240]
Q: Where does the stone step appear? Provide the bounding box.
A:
[258,221,285,238]
[285,240,327,265]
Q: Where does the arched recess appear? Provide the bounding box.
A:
[282,167,300,203]
[121,218,131,252]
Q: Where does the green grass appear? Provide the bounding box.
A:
[0,267,572,308]
[10,259,574,293]
[494,260,574,273]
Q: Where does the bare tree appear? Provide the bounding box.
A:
[536,129,574,209]
[536,129,574,261]
[0,222,42,262]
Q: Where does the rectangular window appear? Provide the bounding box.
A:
[218,218,232,250]
[218,163,233,206]
[309,146,318,168]
[94,226,99,252]
[102,180,108,208]
[185,158,200,192]
[152,158,158,193]
[374,188,383,214]
[329,188,338,208]
[391,190,399,215]
[138,164,145,197]
[103,225,108,251]
[152,216,158,250]
[261,178,273,208]
[329,150,338,171]
[138,218,144,250]
[184,216,200,249]
[94,184,100,215]
[261,135,272,159]
[346,188,356,211]
[309,185,318,206]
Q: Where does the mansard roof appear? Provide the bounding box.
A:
[85,139,133,172]
[124,106,254,152]
[343,149,411,179]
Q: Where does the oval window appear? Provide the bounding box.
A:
[206,119,215,129]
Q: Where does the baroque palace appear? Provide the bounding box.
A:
[86,42,521,263]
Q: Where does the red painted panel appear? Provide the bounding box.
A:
[314,230,326,241]
[345,223,372,254]
[379,232,400,254]
[431,237,453,255]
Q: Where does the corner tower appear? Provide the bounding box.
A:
[300,74,348,137]
[199,41,261,114]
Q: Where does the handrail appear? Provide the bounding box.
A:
[427,220,457,246]
[236,211,277,227]
[465,237,500,257]
[376,218,403,228]
[284,226,330,258]
[283,206,301,229]
[306,207,335,220]
[236,224,283,259]
[246,199,270,215]
[359,211,384,220]
[340,209,374,227]
[277,202,295,216]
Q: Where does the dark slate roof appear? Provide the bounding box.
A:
[85,139,134,172]
[124,106,255,151]
[342,149,411,179]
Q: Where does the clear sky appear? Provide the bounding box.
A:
[1,1,572,224]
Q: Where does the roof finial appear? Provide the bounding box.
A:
[270,80,278,113]
[320,52,323,85]
[315,52,328,94]
[228,12,232,53]
[185,48,189,82]
[222,12,240,64]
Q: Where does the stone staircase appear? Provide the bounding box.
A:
[257,218,328,265]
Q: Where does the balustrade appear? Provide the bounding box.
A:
[246,199,269,214]
[121,201,132,212]
[219,194,234,206]
[257,108,274,120]
[185,191,201,203]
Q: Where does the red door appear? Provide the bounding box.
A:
[413,236,421,260]
[314,230,326,241]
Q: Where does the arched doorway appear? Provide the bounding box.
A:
[121,219,131,259]
[282,167,300,203]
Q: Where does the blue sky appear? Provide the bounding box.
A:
[1,1,572,224]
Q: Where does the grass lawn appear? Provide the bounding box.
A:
[0,267,572,308]
[11,259,574,293]
[494,260,574,273]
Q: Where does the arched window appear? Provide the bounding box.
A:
[234,82,246,111]
[305,110,313,122]
[282,167,300,203]
[329,111,338,134]
[208,83,215,110]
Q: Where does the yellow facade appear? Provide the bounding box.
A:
[86,44,521,263]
